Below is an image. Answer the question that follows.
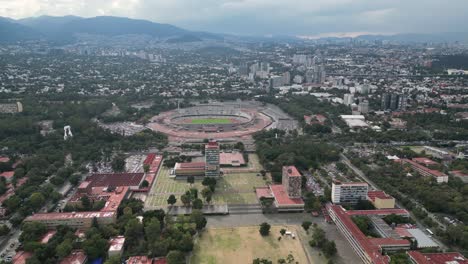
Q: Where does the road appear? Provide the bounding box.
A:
[339,153,448,250]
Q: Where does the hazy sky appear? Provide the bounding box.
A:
[1,0,467,36]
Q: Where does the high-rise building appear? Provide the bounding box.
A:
[381,93,391,110]
[282,71,290,85]
[282,166,302,198]
[293,75,303,84]
[358,100,369,114]
[238,63,249,76]
[382,93,407,111]
[331,180,368,204]
[344,94,354,106]
[205,141,220,177]
[390,94,399,110]
[260,62,270,73]
[270,76,284,88]
[397,95,407,111]
[305,69,314,83]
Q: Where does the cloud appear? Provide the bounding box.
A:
[0,0,467,35]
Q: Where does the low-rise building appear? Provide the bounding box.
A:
[219,152,245,167]
[59,250,87,264]
[24,211,116,229]
[327,204,410,264]
[367,191,395,209]
[407,251,468,264]
[174,162,206,177]
[109,236,126,257]
[396,159,448,183]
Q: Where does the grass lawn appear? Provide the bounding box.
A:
[191,118,232,124]
[191,226,310,264]
[144,156,268,209]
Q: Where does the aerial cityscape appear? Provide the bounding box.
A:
[1,1,468,264]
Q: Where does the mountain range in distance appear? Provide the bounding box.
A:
[0,15,222,44]
[0,15,467,44]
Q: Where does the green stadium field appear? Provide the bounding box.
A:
[191,118,232,124]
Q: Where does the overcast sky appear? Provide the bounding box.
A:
[1,0,467,36]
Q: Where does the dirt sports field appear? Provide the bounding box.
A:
[190,226,310,264]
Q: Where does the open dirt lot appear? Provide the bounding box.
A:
[191,226,311,264]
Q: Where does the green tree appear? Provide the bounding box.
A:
[280,229,286,236]
[253,258,273,264]
[143,164,150,173]
[323,241,337,258]
[20,222,47,243]
[190,210,207,230]
[29,192,45,210]
[151,240,168,257]
[181,194,191,206]
[124,218,144,249]
[104,256,121,264]
[0,224,10,236]
[81,195,92,210]
[167,194,177,206]
[302,221,312,232]
[192,198,203,209]
[145,218,161,244]
[187,176,195,186]
[201,187,212,203]
[111,155,126,172]
[56,239,73,259]
[259,222,271,236]
[83,234,108,259]
[166,250,185,264]
[178,233,194,252]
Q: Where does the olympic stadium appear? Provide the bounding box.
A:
[148,101,297,139]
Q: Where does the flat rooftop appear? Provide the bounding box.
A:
[367,191,394,202]
[270,184,304,206]
[408,251,468,264]
[87,173,145,187]
[109,236,126,252]
[255,187,274,199]
[283,166,301,177]
[220,152,245,166]
[407,229,438,248]
[26,211,116,221]
[59,250,87,264]
[346,208,409,216]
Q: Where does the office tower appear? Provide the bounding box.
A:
[270,76,284,88]
[358,100,369,114]
[282,71,290,85]
[344,94,355,106]
[381,93,391,110]
[397,95,407,111]
[331,180,369,204]
[282,166,302,198]
[390,94,399,110]
[205,141,220,177]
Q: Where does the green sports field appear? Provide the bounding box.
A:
[191,118,232,124]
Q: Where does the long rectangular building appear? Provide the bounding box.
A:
[332,180,369,205]
[327,204,410,264]
[396,159,448,183]
[24,211,116,229]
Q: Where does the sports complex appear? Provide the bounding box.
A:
[148,102,278,139]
